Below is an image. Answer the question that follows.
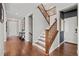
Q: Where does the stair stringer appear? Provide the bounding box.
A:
[49,31,59,54]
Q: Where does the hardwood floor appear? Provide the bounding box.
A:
[4,36,24,56]
[50,42,77,56]
[4,36,77,56]
[21,42,47,56]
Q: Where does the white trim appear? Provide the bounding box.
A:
[7,18,19,22]
[49,41,65,54]
[64,40,77,45]
[25,12,34,42]
[2,3,7,43]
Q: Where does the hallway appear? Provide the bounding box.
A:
[4,37,77,56]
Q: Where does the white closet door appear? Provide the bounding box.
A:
[64,16,77,44]
[7,20,19,37]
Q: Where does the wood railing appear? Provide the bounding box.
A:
[45,20,58,54]
[38,4,50,25]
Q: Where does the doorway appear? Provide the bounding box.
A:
[60,12,64,43]
[7,20,19,37]
[60,5,78,44]
[28,14,33,43]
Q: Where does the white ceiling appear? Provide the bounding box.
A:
[4,3,39,20]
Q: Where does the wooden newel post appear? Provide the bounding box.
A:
[45,29,49,54]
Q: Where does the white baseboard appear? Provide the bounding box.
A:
[49,41,65,54]
[59,41,65,46]
[64,40,77,45]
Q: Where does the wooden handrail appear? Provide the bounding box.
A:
[38,4,49,16]
[38,4,50,25]
[46,19,57,31]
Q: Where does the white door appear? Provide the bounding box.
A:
[7,20,18,37]
[64,16,77,44]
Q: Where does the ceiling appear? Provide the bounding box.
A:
[4,3,39,20]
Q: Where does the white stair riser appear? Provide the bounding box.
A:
[40,35,45,38]
[38,41,45,45]
[38,39,45,42]
[38,37,45,40]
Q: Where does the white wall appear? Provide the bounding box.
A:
[18,19,22,32]
[3,3,7,42]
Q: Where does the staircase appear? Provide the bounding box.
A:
[33,4,58,55]
[34,31,46,51]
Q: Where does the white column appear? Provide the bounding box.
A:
[0,23,4,55]
[25,16,29,41]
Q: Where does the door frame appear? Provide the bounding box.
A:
[59,12,64,43]
[28,14,33,43]
[25,12,33,43]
